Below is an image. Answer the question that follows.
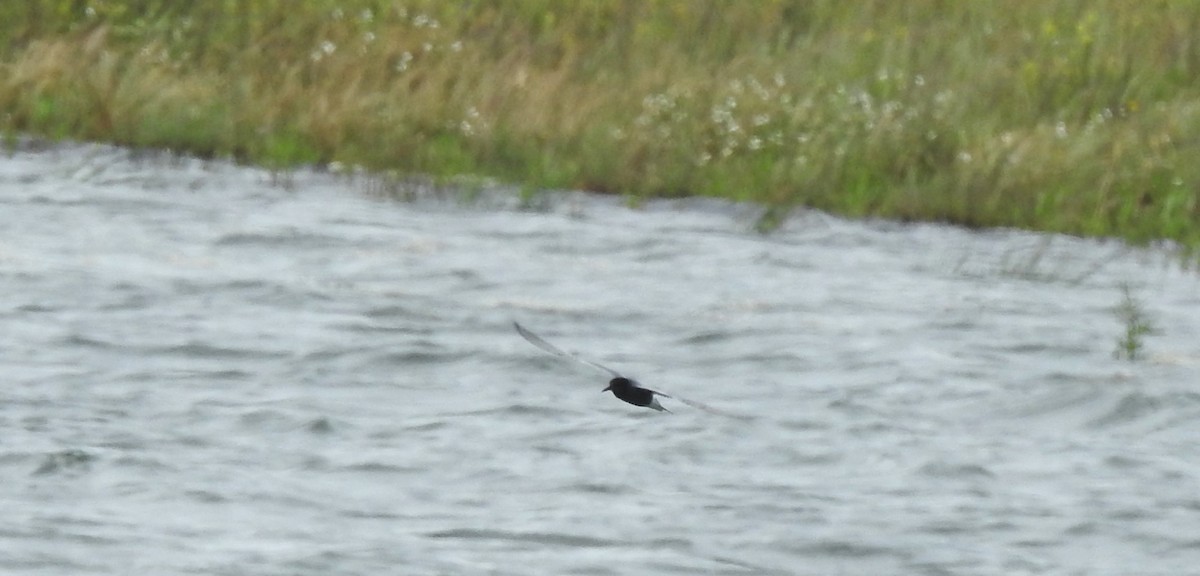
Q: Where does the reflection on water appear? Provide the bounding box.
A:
[3,142,1199,575]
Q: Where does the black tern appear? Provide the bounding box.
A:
[514,321,719,414]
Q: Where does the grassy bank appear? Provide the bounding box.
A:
[2,1,1199,246]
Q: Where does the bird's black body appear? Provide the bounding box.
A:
[604,377,669,412]
[514,321,721,414]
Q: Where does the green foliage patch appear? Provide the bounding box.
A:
[1,1,1198,249]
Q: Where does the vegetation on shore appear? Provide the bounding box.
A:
[2,1,1199,247]
[1113,282,1155,362]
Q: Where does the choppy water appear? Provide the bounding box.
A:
[3,142,1200,575]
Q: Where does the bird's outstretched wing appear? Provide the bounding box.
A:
[638,380,739,417]
[652,391,734,416]
[515,322,743,417]
[513,322,622,378]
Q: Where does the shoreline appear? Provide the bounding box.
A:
[2,2,1198,252]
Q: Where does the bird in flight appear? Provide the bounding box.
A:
[513,321,721,414]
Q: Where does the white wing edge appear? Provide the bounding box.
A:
[513,322,622,378]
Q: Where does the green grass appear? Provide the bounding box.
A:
[1113,282,1155,362]
[2,1,1200,249]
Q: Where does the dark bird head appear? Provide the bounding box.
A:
[603,377,633,393]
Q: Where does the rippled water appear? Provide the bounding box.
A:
[3,142,1200,575]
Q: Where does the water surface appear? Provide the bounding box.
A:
[3,143,1199,575]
